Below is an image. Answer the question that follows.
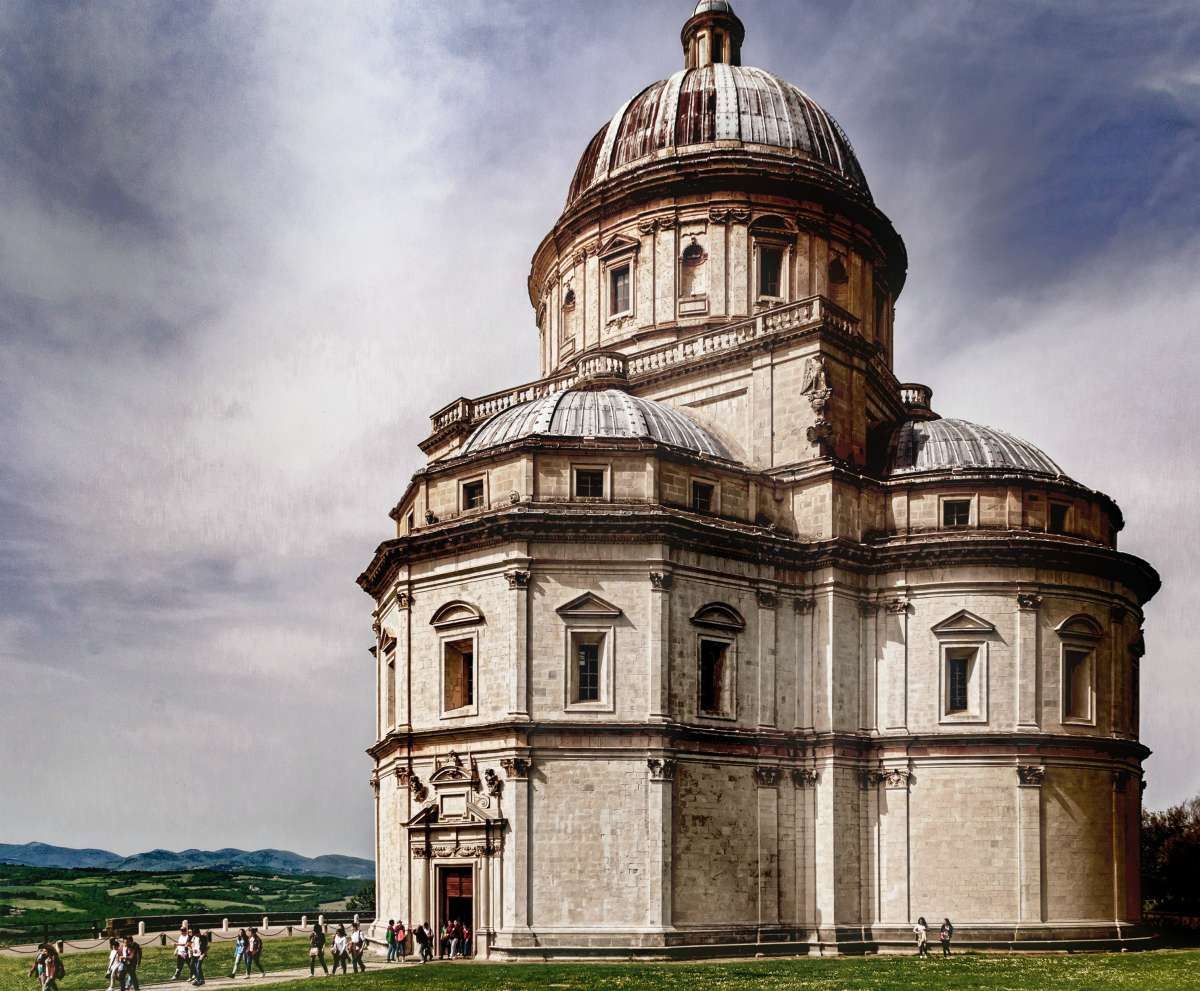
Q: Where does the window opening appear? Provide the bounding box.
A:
[1064,648,1091,721]
[943,499,970,528]
[691,480,715,513]
[574,468,605,499]
[946,649,971,714]
[575,638,600,703]
[444,638,474,711]
[699,639,728,715]
[462,480,484,510]
[759,246,782,298]
[610,264,631,315]
[1048,502,1069,535]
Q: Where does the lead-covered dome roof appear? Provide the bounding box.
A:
[566,64,870,208]
[887,418,1065,479]
[461,388,736,461]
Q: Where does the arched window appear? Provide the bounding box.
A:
[560,287,576,347]
[690,602,744,719]
[1056,614,1102,724]
[431,601,484,716]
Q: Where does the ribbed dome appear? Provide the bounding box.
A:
[887,418,1066,478]
[461,389,736,461]
[566,64,870,207]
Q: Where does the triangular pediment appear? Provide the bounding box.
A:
[429,763,473,786]
[598,234,640,259]
[931,609,996,636]
[556,592,622,618]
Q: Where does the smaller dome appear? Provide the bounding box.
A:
[887,418,1065,478]
[693,0,734,12]
[461,388,736,461]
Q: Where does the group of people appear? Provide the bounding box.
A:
[398,919,470,963]
[912,917,955,957]
[102,936,142,991]
[307,921,368,976]
[169,925,264,985]
[29,944,65,991]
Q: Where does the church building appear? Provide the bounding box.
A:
[358,1,1158,956]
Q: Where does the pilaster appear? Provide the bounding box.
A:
[499,756,534,936]
[793,596,815,730]
[876,768,912,925]
[506,569,531,719]
[648,571,673,722]
[754,766,781,927]
[1016,592,1042,729]
[792,769,818,933]
[1016,764,1046,924]
[881,598,909,731]
[756,588,778,727]
[646,758,676,930]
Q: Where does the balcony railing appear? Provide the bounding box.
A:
[427,296,861,441]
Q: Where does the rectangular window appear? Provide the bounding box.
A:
[1049,502,1069,535]
[575,639,600,703]
[942,499,971,528]
[699,638,729,716]
[574,468,605,499]
[946,651,970,713]
[462,479,484,510]
[759,246,783,298]
[406,511,415,533]
[691,480,715,513]
[610,264,631,315]
[567,630,608,707]
[385,650,396,728]
[1064,648,1091,721]
[443,638,474,712]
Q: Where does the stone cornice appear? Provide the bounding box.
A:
[367,720,1151,765]
[357,506,1159,605]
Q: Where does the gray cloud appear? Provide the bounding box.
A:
[1,0,1196,857]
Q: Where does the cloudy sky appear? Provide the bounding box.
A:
[1,0,1196,860]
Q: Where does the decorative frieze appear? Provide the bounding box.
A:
[791,768,819,788]
[1017,593,1043,611]
[505,570,530,590]
[500,756,533,780]
[753,766,781,787]
[707,207,750,225]
[647,758,677,781]
[1016,765,1045,787]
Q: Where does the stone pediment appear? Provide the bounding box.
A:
[430,600,484,629]
[405,795,501,829]
[1056,614,1103,640]
[930,609,996,636]
[556,592,622,618]
[598,234,640,259]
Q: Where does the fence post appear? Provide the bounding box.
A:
[222,919,229,934]
[138,922,146,936]
[300,916,307,929]
[262,917,269,930]
[318,915,325,929]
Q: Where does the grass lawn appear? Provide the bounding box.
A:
[0,937,311,991]
[273,951,1200,991]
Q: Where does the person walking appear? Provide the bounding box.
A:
[189,930,207,986]
[230,930,247,978]
[120,936,141,991]
[384,920,396,962]
[913,917,930,958]
[172,927,191,981]
[460,922,470,959]
[244,929,266,977]
[447,921,461,960]
[939,918,954,957]
[29,944,63,991]
[414,923,432,964]
[309,923,329,976]
[331,927,349,975]
[105,937,122,991]
[393,920,407,963]
[349,923,367,973]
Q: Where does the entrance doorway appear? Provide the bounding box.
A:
[438,866,473,958]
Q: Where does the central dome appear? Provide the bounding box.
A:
[567,64,870,208]
[461,388,736,461]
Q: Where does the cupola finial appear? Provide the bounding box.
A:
[682,1,744,69]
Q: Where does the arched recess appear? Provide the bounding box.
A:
[431,601,485,630]
[690,602,746,632]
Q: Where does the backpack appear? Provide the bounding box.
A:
[55,957,67,979]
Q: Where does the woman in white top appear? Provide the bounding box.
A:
[105,938,121,991]
[331,927,349,975]
[912,916,930,957]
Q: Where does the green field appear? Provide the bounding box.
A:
[0,867,366,937]
[5,948,1199,991]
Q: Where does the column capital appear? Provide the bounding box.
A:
[1017,764,1045,787]
[505,570,530,590]
[791,767,819,788]
[753,765,781,787]
[500,756,533,779]
[1017,592,1043,611]
[649,571,673,591]
[756,588,778,609]
[647,757,677,781]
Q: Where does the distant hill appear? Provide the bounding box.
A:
[0,842,374,879]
